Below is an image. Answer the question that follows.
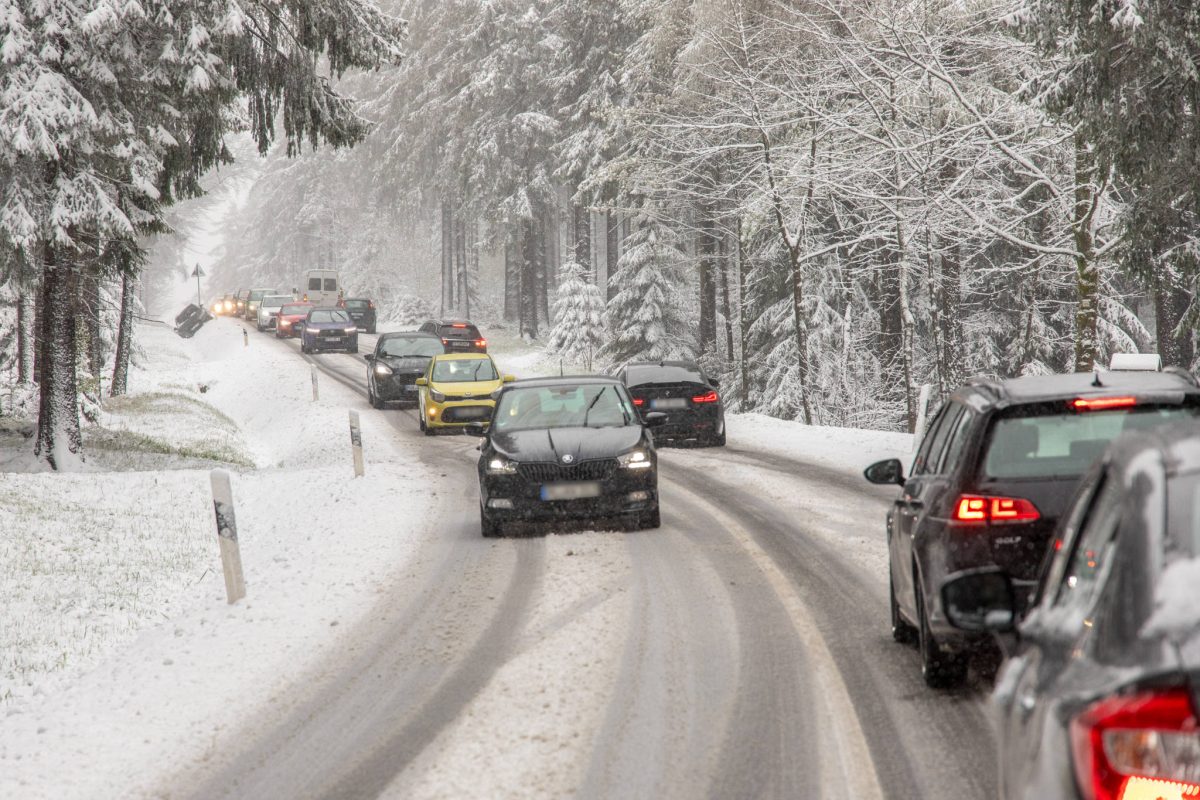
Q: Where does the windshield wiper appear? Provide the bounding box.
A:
[582,387,607,428]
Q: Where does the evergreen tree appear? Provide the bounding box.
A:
[548,261,606,370]
[600,214,692,366]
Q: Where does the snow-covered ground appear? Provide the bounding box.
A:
[0,323,439,798]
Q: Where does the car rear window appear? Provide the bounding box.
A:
[345,299,369,309]
[440,324,481,339]
[281,304,311,315]
[626,365,705,385]
[308,278,321,290]
[982,405,1199,480]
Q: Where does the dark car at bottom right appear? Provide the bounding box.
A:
[941,421,1200,800]
[865,366,1200,688]
[616,360,725,447]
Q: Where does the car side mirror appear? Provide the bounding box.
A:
[503,374,516,383]
[463,421,488,437]
[864,458,905,486]
[415,377,428,386]
[940,569,1017,633]
[709,377,720,389]
[364,353,374,362]
[642,411,668,428]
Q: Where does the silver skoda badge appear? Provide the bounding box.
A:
[561,454,575,464]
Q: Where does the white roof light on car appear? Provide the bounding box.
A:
[1109,353,1162,371]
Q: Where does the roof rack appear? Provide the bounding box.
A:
[1162,366,1200,387]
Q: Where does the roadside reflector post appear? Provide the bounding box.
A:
[242,328,248,348]
[209,469,246,604]
[311,365,319,401]
[349,410,364,477]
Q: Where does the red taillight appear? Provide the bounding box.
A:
[368,301,374,309]
[691,390,719,404]
[632,398,645,407]
[441,338,450,345]
[1072,396,1138,412]
[951,494,1040,525]
[475,339,486,348]
[452,323,468,328]
[1070,689,1200,800]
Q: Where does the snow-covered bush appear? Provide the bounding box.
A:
[548,261,606,370]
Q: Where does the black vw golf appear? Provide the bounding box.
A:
[364,331,445,408]
[941,421,1200,800]
[469,376,665,537]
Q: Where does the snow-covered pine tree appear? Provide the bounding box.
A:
[600,215,692,367]
[548,261,606,371]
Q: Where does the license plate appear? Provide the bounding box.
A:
[455,406,489,419]
[651,398,687,410]
[402,384,416,393]
[541,482,602,501]
[325,336,342,343]
[451,341,469,348]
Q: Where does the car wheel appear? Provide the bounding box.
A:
[639,506,661,530]
[369,386,384,410]
[710,431,726,447]
[915,576,967,689]
[890,569,917,644]
[481,509,501,537]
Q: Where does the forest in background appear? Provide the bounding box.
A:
[5,0,1200,468]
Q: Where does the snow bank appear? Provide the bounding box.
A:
[725,412,913,476]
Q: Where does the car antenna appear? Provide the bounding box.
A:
[1092,369,1103,387]
[560,358,564,377]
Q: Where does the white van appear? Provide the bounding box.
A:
[301,269,340,306]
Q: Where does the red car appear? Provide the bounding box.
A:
[274,302,313,338]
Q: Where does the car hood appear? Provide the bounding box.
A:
[431,378,502,398]
[378,355,431,372]
[492,426,643,463]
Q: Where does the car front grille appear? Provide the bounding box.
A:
[518,459,618,483]
[447,392,492,401]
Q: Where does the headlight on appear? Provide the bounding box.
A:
[374,362,393,376]
[430,389,447,402]
[487,456,518,475]
[618,450,652,470]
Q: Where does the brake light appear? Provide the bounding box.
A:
[951,494,1040,524]
[452,323,468,328]
[441,337,450,345]
[632,398,645,407]
[691,390,719,404]
[368,301,374,309]
[1070,689,1200,800]
[475,339,486,348]
[1073,396,1138,412]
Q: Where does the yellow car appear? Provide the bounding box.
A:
[416,353,514,435]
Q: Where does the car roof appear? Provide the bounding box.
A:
[379,330,439,340]
[954,370,1200,409]
[433,352,493,361]
[625,360,700,370]
[504,375,622,389]
[435,318,476,326]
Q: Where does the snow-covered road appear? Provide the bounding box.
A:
[161,321,998,799]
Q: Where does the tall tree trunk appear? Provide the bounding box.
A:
[454,216,467,316]
[35,241,83,469]
[440,201,452,317]
[606,207,619,301]
[504,238,518,322]
[17,284,34,384]
[697,205,718,357]
[1072,136,1100,372]
[81,268,103,378]
[520,216,540,339]
[719,226,735,364]
[736,216,749,408]
[1155,263,1191,368]
[111,271,134,397]
[573,201,591,269]
[537,206,551,326]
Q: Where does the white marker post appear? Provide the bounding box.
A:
[209,469,246,604]
[242,328,248,348]
[348,410,364,477]
[311,365,319,401]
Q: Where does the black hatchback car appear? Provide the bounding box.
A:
[616,361,725,447]
[364,331,445,408]
[865,369,1200,687]
[418,318,486,353]
[340,297,377,333]
[941,421,1200,800]
[468,376,666,536]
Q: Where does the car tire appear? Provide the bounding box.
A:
[916,576,967,689]
[639,506,661,530]
[710,431,726,447]
[369,386,384,410]
[890,570,917,644]
[481,509,501,538]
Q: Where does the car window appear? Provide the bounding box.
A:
[937,407,975,474]
[264,295,291,306]
[324,278,337,291]
[380,337,443,358]
[492,385,634,431]
[432,358,497,383]
[1052,474,1122,612]
[440,324,481,340]
[982,405,1197,480]
[280,304,310,314]
[625,365,705,385]
[308,309,350,324]
[913,405,955,476]
[345,300,369,309]
[308,278,321,291]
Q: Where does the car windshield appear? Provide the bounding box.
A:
[982,405,1199,480]
[440,324,480,339]
[345,299,369,309]
[432,358,497,383]
[492,385,634,431]
[308,309,350,324]
[280,304,310,315]
[626,365,705,385]
[380,337,442,358]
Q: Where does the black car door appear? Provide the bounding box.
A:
[998,467,1122,797]
[894,404,960,609]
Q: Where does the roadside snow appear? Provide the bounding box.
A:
[725,412,912,477]
[0,321,437,799]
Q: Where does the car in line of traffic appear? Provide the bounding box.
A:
[615,360,725,447]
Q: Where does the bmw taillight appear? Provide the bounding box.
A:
[1070,689,1200,800]
[691,390,719,404]
[632,398,645,407]
[951,494,1040,525]
[441,337,450,345]
[476,338,487,348]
